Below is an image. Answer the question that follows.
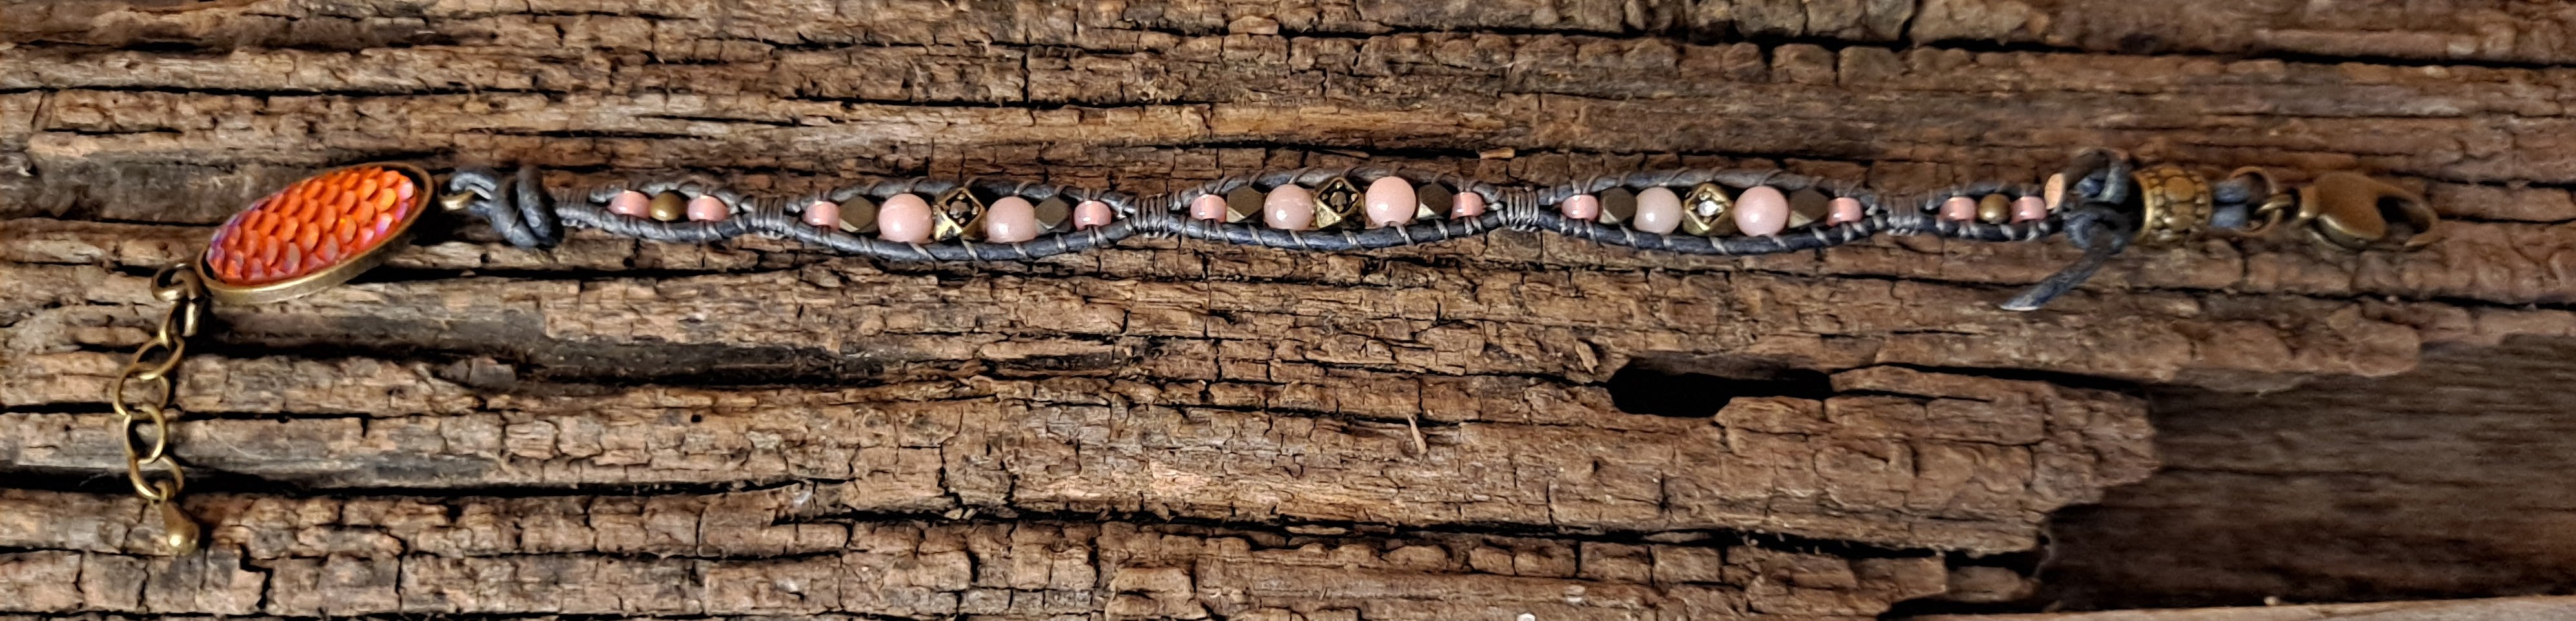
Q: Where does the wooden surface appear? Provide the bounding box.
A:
[2,0,2573,618]
[1918,595,2576,621]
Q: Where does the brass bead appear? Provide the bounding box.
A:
[1787,188,1832,228]
[647,191,687,222]
[1415,182,1454,220]
[2131,165,2213,247]
[1033,196,1071,232]
[1312,177,1362,229]
[1976,194,2011,224]
[1223,185,1264,223]
[932,188,986,241]
[1598,187,1637,225]
[1679,183,1737,236]
[838,196,878,233]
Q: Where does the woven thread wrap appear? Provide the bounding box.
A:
[443,155,2148,310]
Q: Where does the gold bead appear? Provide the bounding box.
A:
[647,192,687,221]
[1312,177,1361,230]
[1679,183,1736,236]
[1223,186,1263,223]
[838,196,878,233]
[2131,165,2213,247]
[1597,187,1637,225]
[1977,194,2011,224]
[933,188,986,241]
[1788,188,1832,228]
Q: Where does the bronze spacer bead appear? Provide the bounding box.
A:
[647,191,689,222]
[2131,165,2213,247]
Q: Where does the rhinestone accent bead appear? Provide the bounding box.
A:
[1680,184,1734,236]
[1312,178,1362,229]
[932,188,985,240]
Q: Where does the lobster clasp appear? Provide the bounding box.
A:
[2298,172,2442,250]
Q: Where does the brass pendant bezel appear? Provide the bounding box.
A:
[198,163,436,306]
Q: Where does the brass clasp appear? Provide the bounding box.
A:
[2297,172,2442,250]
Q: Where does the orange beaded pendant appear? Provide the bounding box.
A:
[198,163,434,305]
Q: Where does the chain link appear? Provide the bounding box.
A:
[108,262,206,555]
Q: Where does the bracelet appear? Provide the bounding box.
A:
[107,148,2439,555]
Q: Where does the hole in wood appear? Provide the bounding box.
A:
[1603,359,1831,417]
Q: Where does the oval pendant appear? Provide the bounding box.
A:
[198,163,434,305]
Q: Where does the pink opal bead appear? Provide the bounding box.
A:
[1630,187,1683,234]
[607,190,651,218]
[877,193,934,243]
[801,201,840,227]
[1452,192,1487,218]
[1264,185,1316,230]
[1561,194,1601,220]
[984,196,1040,243]
[2011,196,2049,222]
[1363,177,1417,227]
[1734,185,1789,236]
[1827,197,1864,225]
[1073,200,1115,229]
[1940,196,1978,221]
[1189,194,1229,221]
[685,195,729,222]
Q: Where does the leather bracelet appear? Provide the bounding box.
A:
[105,148,2440,555]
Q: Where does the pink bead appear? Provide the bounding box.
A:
[685,195,729,222]
[878,193,934,243]
[1189,194,1228,221]
[984,196,1040,243]
[2012,196,2049,222]
[1940,196,1978,221]
[1631,187,1683,234]
[1363,177,1417,227]
[607,190,650,218]
[1452,192,1486,218]
[801,201,840,227]
[1264,185,1316,230]
[1734,185,1789,236]
[1561,194,1601,220]
[1073,200,1115,229]
[1827,197,1864,225]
